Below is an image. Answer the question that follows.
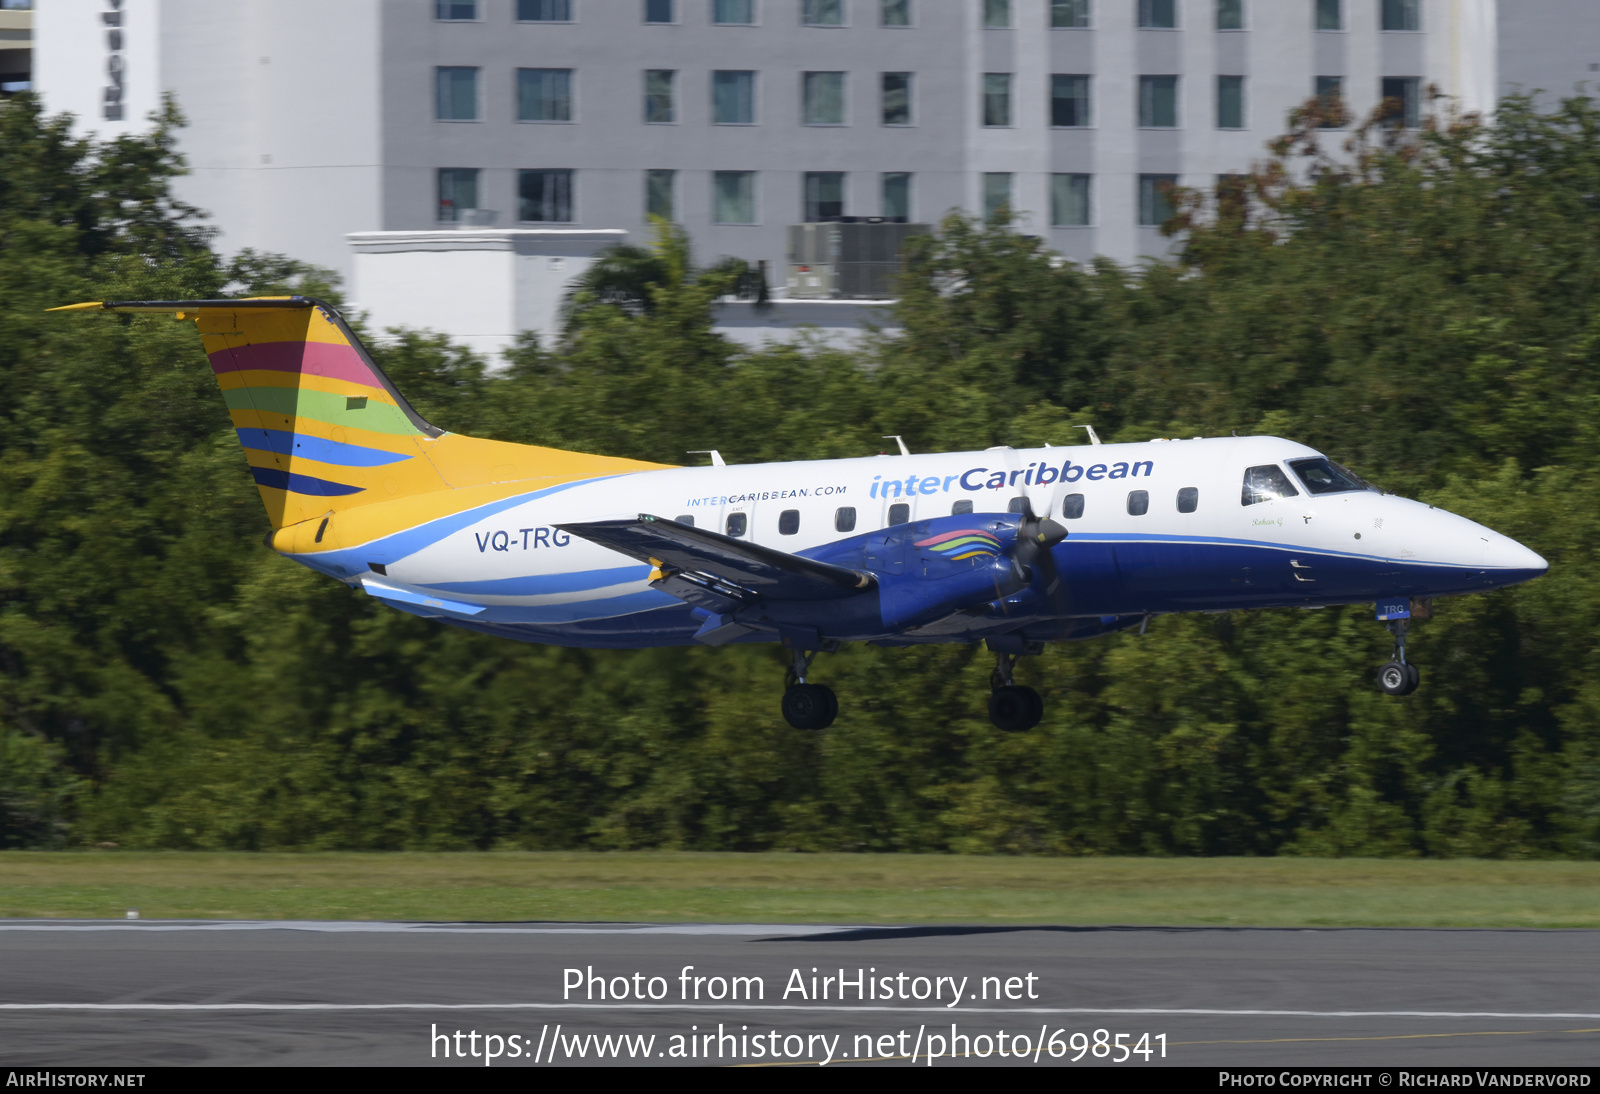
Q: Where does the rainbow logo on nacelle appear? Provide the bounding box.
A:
[913,528,1003,561]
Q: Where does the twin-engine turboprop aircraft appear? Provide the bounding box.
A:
[55,297,1548,730]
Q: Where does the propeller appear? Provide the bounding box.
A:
[1009,501,1071,613]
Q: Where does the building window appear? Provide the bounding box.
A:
[881,72,912,125]
[983,172,1012,219]
[804,72,845,124]
[983,73,1012,126]
[1138,174,1178,226]
[882,172,911,220]
[519,169,574,222]
[714,0,754,23]
[1051,174,1090,226]
[645,69,676,122]
[517,69,573,122]
[1216,0,1242,29]
[1051,74,1090,126]
[437,168,479,222]
[714,170,756,222]
[1139,75,1178,127]
[984,0,1011,28]
[1051,0,1090,28]
[1381,0,1419,31]
[436,1,478,19]
[517,0,572,19]
[804,172,845,221]
[646,169,675,219]
[1381,76,1420,127]
[803,0,843,25]
[1139,0,1176,28]
[713,70,756,123]
[1217,75,1244,129]
[1315,0,1341,30]
[1315,75,1345,126]
[436,67,479,121]
[882,0,911,26]
[778,509,800,535]
[645,0,675,22]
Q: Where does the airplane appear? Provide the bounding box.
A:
[53,296,1549,731]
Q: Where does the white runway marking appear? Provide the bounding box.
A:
[0,921,855,936]
[2,1003,1599,1020]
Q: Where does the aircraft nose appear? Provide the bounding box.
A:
[1485,534,1548,577]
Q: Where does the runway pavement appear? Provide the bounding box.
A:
[1,921,1597,1067]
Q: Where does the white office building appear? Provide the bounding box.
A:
[30,1,1593,349]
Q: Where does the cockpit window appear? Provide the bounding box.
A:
[1241,464,1300,506]
[1288,457,1379,496]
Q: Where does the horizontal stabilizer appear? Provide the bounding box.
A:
[558,515,874,603]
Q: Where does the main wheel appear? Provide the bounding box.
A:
[782,684,837,730]
[1377,661,1412,696]
[988,685,1043,732]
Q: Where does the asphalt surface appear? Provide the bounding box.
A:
[1,921,1597,1067]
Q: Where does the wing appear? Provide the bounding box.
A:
[557,514,874,612]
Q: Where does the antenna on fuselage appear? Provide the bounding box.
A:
[1075,425,1102,445]
[687,450,726,467]
[881,435,911,456]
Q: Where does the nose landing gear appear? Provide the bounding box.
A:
[1377,618,1421,696]
[988,651,1044,732]
[781,648,838,730]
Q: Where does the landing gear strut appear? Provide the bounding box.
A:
[782,648,837,730]
[988,651,1043,732]
[1377,619,1421,697]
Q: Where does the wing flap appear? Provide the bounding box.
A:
[558,515,874,603]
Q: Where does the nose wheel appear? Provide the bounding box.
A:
[988,652,1043,732]
[782,648,837,730]
[1377,619,1421,696]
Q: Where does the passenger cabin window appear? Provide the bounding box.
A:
[887,503,910,526]
[675,514,695,526]
[1177,486,1198,513]
[726,512,747,537]
[1241,464,1300,506]
[951,499,973,515]
[1062,493,1084,519]
[1288,457,1377,495]
[1127,490,1149,516]
[778,509,800,535]
[1007,496,1028,514]
[835,506,857,532]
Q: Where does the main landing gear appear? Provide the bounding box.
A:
[989,651,1043,733]
[1377,619,1421,697]
[782,648,838,731]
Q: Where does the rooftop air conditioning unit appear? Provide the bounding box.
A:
[786,219,929,300]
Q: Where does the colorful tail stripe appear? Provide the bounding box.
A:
[249,467,366,496]
[236,429,411,468]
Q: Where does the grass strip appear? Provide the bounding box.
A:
[1,853,1597,927]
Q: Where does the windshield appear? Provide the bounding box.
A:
[1241,464,1300,506]
[1288,457,1379,496]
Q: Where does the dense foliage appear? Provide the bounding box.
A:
[2,93,1596,856]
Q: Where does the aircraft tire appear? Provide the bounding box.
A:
[783,684,837,731]
[1403,662,1421,695]
[1377,661,1412,696]
[989,685,1043,732]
